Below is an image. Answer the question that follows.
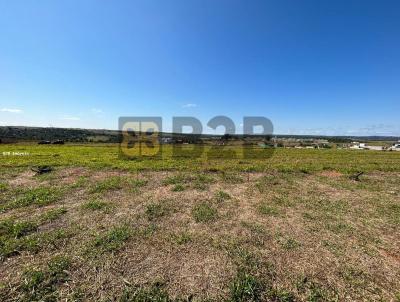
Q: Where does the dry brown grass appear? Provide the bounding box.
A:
[0,168,399,301]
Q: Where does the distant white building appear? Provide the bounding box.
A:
[160,137,173,144]
[350,142,365,149]
[365,145,384,151]
[350,142,384,151]
[389,143,400,151]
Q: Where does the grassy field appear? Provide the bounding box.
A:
[0,144,399,301]
[1,143,400,172]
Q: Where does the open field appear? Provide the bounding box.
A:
[0,144,400,301]
[1,144,400,172]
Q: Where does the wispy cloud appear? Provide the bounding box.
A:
[60,116,80,121]
[1,108,23,113]
[182,103,197,108]
[91,108,103,115]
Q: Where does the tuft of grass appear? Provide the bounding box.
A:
[1,228,74,260]
[279,237,301,250]
[215,190,231,202]
[192,202,217,223]
[229,271,263,302]
[128,178,148,192]
[20,255,71,301]
[221,172,243,184]
[379,203,400,226]
[163,174,185,185]
[121,283,172,302]
[326,221,354,234]
[90,176,123,193]
[21,268,48,299]
[47,255,71,280]
[241,221,267,235]
[0,219,38,238]
[269,288,296,301]
[145,202,169,221]
[90,225,132,255]
[0,182,9,192]
[4,187,61,211]
[39,207,67,223]
[69,176,88,189]
[81,199,111,211]
[192,174,214,190]
[296,277,336,302]
[171,231,192,245]
[240,221,270,246]
[258,203,279,216]
[171,184,185,192]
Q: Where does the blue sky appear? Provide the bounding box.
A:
[1,0,399,135]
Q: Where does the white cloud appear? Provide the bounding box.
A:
[1,108,23,113]
[91,108,103,114]
[60,116,80,121]
[182,103,197,108]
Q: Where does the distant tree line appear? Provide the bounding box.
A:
[0,127,120,143]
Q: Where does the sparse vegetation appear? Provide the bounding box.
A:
[88,225,132,256]
[39,207,67,222]
[146,202,169,221]
[215,190,231,202]
[171,231,192,245]
[81,199,111,211]
[1,187,62,212]
[0,182,9,192]
[0,144,399,300]
[90,176,123,193]
[192,202,217,223]
[20,255,71,301]
[229,271,264,302]
[121,283,172,302]
[258,203,279,216]
[129,178,148,192]
[171,184,185,192]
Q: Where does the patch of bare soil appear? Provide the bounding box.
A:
[56,167,89,184]
[8,170,38,187]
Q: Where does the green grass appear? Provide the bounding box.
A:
[0,208,69,260]
[1,144,400,300]
[215,190,231,202]
[257,203,279,216]
[171,231,192,245]
[0,219,38,238]
[163,174,186,185]
[221,172,244,183]
[121,283,172,302]
[0,182,9,192]
[278,237,301,251]
[192,202,218,223]
[88,225,132,256]
[1,227,74,260]
[192,174,214,190]
[69,176,88,189]
[39,207,67,223]
[1,187,62,212]
[128,178,148,192]
[171,184,185,192]
[81,199,111,211]
[20,255,71,301]
[145,202,169,221]
[90,176,123,193]
[229,271,264,302]
[1,144,400,173]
